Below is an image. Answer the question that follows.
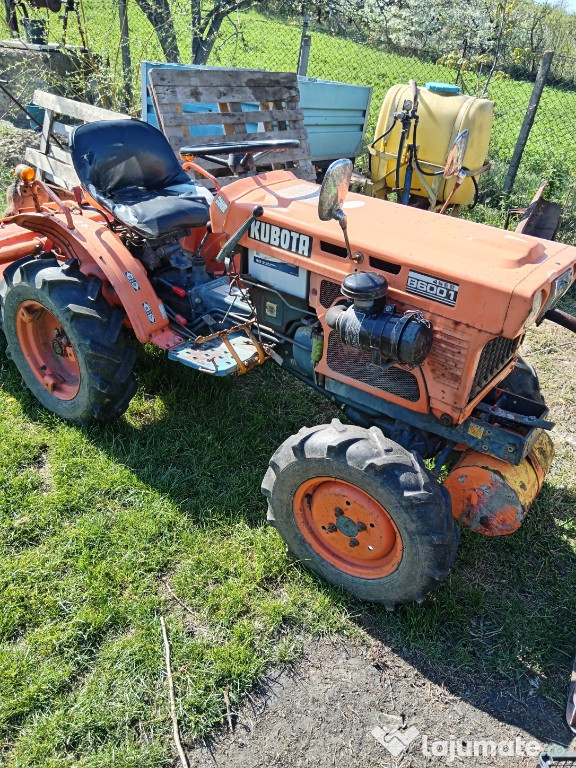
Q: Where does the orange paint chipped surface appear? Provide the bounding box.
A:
[444,431,555,536]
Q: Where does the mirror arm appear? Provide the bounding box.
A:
[334,209,353,260]
[215,205,264,263]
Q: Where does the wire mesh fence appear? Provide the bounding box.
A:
[203,12,576,242]
[0,5,574,240]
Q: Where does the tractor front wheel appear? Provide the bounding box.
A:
[0,256,137,424]
[262,420,459,607]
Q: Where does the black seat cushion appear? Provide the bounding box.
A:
[70,120,210,239]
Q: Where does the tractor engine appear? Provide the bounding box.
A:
[205,168,576,536]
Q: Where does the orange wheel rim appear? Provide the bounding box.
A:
[294,477,403,579]
[15,300,80,400]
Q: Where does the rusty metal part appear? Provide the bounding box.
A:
[443,429,555,536]
[195,320,268,375]
[544,308,576,334]
[475,400,554,430]
[31,180,75,229]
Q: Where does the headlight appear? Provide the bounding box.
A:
[525,290,544,327]
[536,267,574,322]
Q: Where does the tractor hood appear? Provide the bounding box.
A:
[210,171,576,339]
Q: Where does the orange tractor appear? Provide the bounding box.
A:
[1,119,575,607]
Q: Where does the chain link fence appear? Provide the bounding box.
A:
[0,5,573,241]
[205,12,576,243]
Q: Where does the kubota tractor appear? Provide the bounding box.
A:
[1,119,575,607]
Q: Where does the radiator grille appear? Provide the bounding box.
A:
[426,327,469,390]
[470,336,521,399]
[326,332,420,402]
[319,280,342,308]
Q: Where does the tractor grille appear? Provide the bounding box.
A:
[470,336,521,400]
[319,280,342,308]
[426,327,469,390]
[326,332,420,402]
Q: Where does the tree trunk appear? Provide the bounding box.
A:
[133,0,181,63]
[191,0,254,65]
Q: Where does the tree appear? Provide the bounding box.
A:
[191,0,255,64]
[133,0,182,62]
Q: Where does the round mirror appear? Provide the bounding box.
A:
[443,130,469,179]
[318,158,353,221]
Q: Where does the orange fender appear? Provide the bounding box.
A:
[0,221,44,279]
[8,211,183,349]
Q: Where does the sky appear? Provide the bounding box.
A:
[556,0,576,12]
[538,0,576,12]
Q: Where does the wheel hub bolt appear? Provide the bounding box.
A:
[326,523,337,533]
[349,538,359,547]
[356,522,367,532]
[334,507,344,517]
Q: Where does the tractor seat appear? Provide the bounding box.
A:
[70,119,210,240]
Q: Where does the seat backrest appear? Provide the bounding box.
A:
[70,119,190,196]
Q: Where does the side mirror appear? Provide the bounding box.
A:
[318,158,353,222]
[443,130,469,179]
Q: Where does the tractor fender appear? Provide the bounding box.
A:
[8,212,180,348]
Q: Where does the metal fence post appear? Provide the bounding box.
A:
[297,14,311,76]
[503,50,554,198]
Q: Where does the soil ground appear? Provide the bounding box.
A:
[188,636,575,768]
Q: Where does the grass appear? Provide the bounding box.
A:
[0,287,576,765]
[0,6,575,765]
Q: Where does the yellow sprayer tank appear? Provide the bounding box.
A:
[370,82,494,206]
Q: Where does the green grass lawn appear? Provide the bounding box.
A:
[1,286,576,765]
[0,8,575,765]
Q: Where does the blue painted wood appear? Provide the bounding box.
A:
[141,62,371,163]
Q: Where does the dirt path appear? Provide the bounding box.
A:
[188,637,575,768]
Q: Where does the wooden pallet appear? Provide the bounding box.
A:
[24,90,129,189]
[148,67,315,184]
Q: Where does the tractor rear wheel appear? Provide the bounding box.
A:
[262,419,459,607]
[0,256,137,424]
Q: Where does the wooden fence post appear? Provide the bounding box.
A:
[118,0,133,109]
[503,50,554,198]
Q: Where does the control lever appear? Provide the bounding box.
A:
[215,205,264,263]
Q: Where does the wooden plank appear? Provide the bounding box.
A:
[39,108,55,154]
[158,108,304,128]
[149,67,314,182]
[47,145,73,164]
[167,128,310,147]
[149,68,301,102]
[219,101,242,138]
[150,67,297,90]
[32,90,129,123]
[151,84,300,105]
[25,148,79,188]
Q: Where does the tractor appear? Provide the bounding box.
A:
[0,118,575,608]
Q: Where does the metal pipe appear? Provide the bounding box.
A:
[544,308,576,333]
